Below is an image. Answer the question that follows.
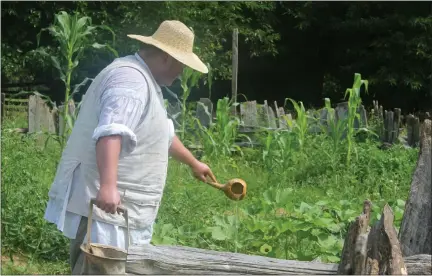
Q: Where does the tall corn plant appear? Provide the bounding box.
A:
[261,129,295,187]
[36,11,118,147]
[344,73,368,165]
[179,67,202,141]
[284,99,309,152]
[321,98,346,152]
[319,98,347,187]
[196,97,247,158]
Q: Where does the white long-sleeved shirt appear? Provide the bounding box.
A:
[44,54,175,249]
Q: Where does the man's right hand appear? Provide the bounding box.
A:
[95,184,121,214]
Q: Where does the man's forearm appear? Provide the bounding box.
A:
[96,135,122,187]
[169,135,199,167]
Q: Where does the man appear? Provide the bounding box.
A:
[44,20,216,274]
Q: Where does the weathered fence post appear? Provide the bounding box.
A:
[398,119,432,257]
[195,98,213,128]
[28,95,57,134]
[375,105,402,145]
[338,200,372,275]
[338,200,408,275]
[231,28,238,116]
[406,114,421,147]
[240,101,258,127]
[393,108,401,143]
[1,93,5,123]
[28,95,39,133]
[264,100,277,129]
[27,95,57,145]
[256,100,277,129]
[379,105,384,138]
[384,110,394,143]
[274,101,289,129]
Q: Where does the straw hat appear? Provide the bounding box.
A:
[127,20,208,74]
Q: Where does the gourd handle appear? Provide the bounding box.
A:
[205,180,225,190]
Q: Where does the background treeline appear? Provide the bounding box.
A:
[1,1,431,112]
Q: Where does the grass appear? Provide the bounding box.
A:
[1,91,419,274]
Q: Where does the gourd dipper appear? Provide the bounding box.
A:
[205,177,247,201]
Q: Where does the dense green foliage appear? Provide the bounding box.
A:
[1,83,418,273]
[2,1,431,110]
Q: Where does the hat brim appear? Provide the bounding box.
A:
[127,34,208,74]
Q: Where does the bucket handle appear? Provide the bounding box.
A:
[87,198,130,250]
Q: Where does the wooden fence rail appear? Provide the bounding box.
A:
[1,93,29,122]
[126,245,430,275]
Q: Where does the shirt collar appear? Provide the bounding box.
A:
[134,52,162,92]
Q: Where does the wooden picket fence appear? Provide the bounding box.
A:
[1,93,427,148]
[371,100,430,147]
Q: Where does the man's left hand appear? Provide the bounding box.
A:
[190,161,216,183]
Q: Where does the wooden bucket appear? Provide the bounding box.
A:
[79,199,130,275]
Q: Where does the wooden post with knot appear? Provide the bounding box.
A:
[338,200,407,275]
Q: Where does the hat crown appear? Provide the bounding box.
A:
[152,20,194,53]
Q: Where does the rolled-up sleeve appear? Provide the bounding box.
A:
[92,88,146,156]
[167,119,175,147]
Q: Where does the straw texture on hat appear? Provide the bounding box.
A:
[128,20,208,74]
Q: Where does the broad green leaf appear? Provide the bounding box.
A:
[299,202,312,213]
[277,188,293,204]
[396,199,405,208]
[317,233,339,249]
[315,200,328,206]
[71,77,93,96]
[91,43,119,57]
[326,255,340,263]
[292,222,313,232]
[262,189,275,205]
[210,226,228,241]
[312,217,335,228]
[275,220,296,234]
[50,56,65,81]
